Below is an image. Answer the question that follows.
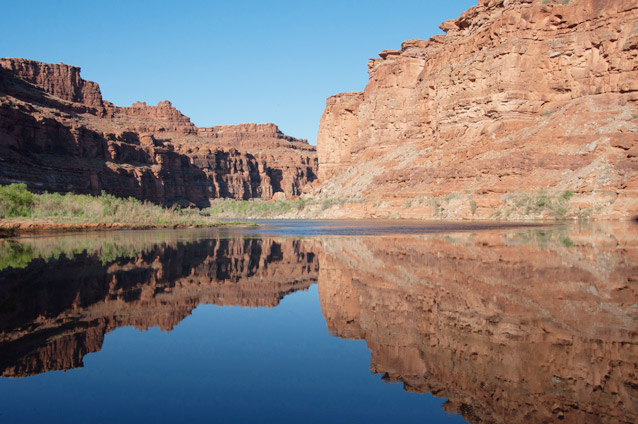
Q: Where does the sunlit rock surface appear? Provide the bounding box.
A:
[316,0,638,219]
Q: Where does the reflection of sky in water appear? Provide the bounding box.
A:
[1,220,636,424]
[0,285,464,424]
[237,219,551,237]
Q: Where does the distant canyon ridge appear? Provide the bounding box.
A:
[0,58,317,207]
[1,0,637,218]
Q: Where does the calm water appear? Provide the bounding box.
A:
[0,220,636,423]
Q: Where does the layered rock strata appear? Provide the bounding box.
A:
[316,0,638,219]
[318,222,638,423]
[0,234,318,377]
[0,58,317,206]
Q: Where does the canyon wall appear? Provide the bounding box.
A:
[316,0,638,219]
[318,223,638,423]
[0,58,317,206]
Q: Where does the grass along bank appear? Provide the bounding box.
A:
[203,197,366,219]
[0,183,250,235]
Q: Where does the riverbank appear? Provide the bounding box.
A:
[0,219,253,237]
[0,184,251,237]
[204,192,637,221]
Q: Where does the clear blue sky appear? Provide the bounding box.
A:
[2,0,476,144]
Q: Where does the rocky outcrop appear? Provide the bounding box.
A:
[318,222,638,423]
[109,100,197,134]
[316,0,638,219]
[0,58,105,113]
[0,234,318,377]
[0,59,317,205]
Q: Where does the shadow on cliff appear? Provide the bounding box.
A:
[0,72,213,206]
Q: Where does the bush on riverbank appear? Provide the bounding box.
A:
[204,199,312,217]
[0,183,213,226]
[204,197,364,218]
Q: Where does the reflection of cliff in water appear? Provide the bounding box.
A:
[318,223,638,424]
[0,234,318,377]
[1,222,637,423]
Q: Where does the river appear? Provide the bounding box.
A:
[0,220,636,423]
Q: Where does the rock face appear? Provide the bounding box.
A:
[316,0,638,219]
[318,222,638,423]
[0,58,105,113]
[0,58,317,206]
[0,234,318,377]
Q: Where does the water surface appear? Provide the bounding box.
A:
[1,221,636,423]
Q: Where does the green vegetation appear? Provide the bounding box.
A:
[0,183,35,218]
[204,197,365,218]
[0,183,235,228]
[470,200,477,215]
[205,199,310,217]
[511,189,575,219]
[578,208,592,219]
[320,198,348,211]
[560,236,574,248]
[431,197,443,217]
[429,193,460,217]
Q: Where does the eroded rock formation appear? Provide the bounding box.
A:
[0,235,318,377]
[0,58,317,206]
[318,222,638,423]
[316,0,638,219]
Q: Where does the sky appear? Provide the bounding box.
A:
[2,0,476,144]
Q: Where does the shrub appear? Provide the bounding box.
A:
[470,200,477,215]
[0,183,35,218]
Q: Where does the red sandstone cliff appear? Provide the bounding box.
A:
[0,58,317,205]
[316,0,638,219]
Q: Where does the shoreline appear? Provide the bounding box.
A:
[0,219,254,238]
[4,215,635,239]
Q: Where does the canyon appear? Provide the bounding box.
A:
[0,58,317,207]
[2,1,637,220]
[316,0,638,220]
